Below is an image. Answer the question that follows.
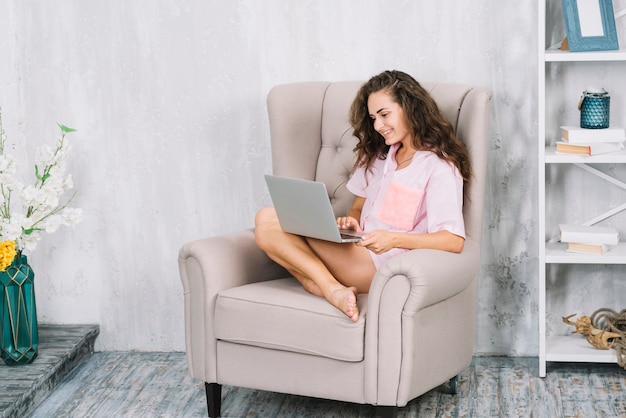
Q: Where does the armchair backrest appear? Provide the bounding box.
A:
[267,81,491,244]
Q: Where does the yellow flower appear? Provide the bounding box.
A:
[0,240,17,271]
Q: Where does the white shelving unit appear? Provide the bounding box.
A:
[538,1,626,377]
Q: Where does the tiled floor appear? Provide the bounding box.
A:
[28,353,626,417]
[3,325,626,417]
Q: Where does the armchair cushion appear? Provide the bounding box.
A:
[214,278,368,362]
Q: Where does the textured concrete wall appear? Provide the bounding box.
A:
[1,0,624,352]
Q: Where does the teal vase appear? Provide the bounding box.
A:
[0,255,38,365]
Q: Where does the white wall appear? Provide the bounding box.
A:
[0,0,622,354]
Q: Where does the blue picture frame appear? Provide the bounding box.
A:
[562,0,619,52]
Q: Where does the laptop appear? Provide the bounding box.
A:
[264,174,364,243]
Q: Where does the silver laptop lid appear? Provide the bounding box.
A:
[264,175,361,243]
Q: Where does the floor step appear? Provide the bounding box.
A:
[0,324,99,418]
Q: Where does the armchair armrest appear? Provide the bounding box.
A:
[363,239,481,405]
[178,228,287,381]
[179,228,288,292]
[377,238,481,315]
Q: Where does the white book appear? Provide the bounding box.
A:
[559,224,619,246]
[555,141,624,156]
[566,242,616,254]
[561,126,626,144]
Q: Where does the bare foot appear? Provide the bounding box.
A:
[329,287,359,321]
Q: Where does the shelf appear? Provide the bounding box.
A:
[545,48,626,62]
[546,335,617,363]
[545,242,626,264]
[538,0,626,377]
[544,147,626,163]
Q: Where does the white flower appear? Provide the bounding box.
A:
[40,184,61,208]
[43,215,63,233]
[35,145,55,167]
[0,155,18,187]
[61,207,83,226]
[62,174,74,190]
[20,185,40,207]
[0,173,16,186]
[21,231,41,252]
[0,115,81,255]
[0,155,17,173]
[58,140,72,160]
[48,163,67,179]
[0,223,15,241]
[1,217,25,241]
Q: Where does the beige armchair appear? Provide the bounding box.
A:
[179,80,492,417]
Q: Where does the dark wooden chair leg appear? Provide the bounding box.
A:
[376,405,398,418]
[449,375,459,394]
[205,382,222,418]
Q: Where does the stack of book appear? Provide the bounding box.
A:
[559,224,620,254]
[556,126,625,156]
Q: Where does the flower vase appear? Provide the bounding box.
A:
[0,255,38,365]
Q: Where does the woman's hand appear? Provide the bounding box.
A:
[336,216,362,233]
[358,229,396,254]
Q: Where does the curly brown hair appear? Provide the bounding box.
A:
[349,70,472,192]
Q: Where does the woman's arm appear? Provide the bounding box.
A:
[391,230,464,253]
[359,229,464,254]
[346,196,365,221]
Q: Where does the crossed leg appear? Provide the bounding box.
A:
[254,207,376,321]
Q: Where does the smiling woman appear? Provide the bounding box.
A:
[254,70,471,322]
